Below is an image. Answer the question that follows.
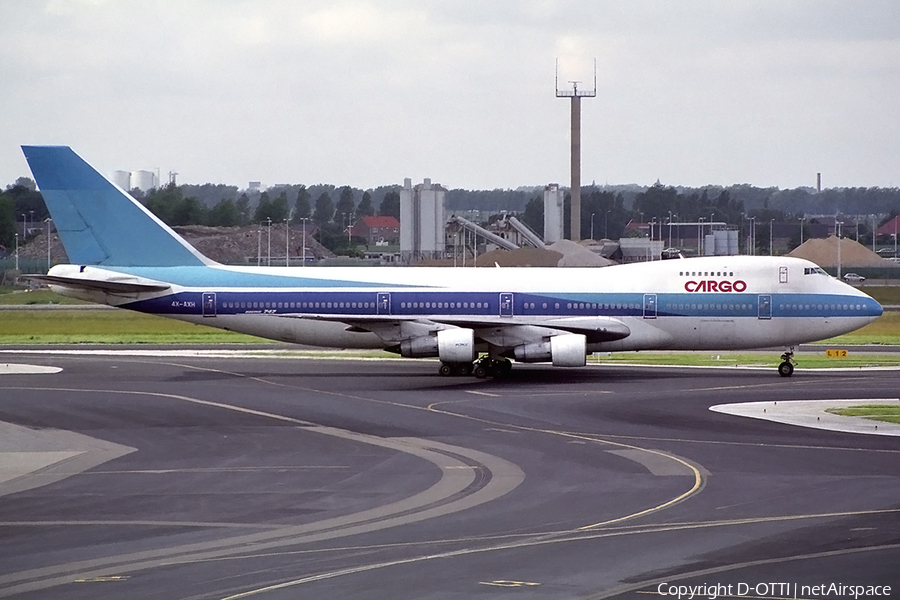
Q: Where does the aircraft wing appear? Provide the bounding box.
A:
[275,313,631,344]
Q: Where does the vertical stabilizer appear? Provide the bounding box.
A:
[21,146,212,267]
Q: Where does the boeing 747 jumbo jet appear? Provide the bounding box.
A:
[22,146,882,377]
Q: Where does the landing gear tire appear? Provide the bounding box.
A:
[473,364,490,379]
[457,363,473,377]
[438,362,455,377]
[494,359,512,377]
[778,361,794,377]
[778,348,796,377]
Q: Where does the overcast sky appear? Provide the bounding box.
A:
[2,1,898,191]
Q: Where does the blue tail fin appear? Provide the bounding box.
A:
[22,146,212,267]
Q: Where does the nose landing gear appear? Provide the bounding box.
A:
[778,348,796,377]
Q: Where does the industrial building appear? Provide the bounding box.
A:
[110,169,159,192]
[543,184,564,243]
[400,178,446,264]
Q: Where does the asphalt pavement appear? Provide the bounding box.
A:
[1,352,898,599]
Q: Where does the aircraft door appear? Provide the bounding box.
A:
[643,293,657,319]
[202,292,216,317]
[376,292,391,315]
[758,294,772,320]
[499,293,514,317]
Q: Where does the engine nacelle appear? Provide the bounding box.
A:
[437,328,475,363]
[512,333,586,367]
[400,335,438,358]
[400,328,476,361]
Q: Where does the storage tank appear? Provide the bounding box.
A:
[727,229,739,255]
[131,170,157,192]
[713,230,728,255]
[111,170,131,190]
[704,233,716,256]
[712,229,739,256]
[543,184,564,243]
[400,178,446,263]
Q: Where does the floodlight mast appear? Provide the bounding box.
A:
[556,58,596,242]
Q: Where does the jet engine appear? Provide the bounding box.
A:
[436,327,475,363]
[400,328,475,363]
[512,333,586,367]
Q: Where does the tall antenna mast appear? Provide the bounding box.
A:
[556,58,596,242]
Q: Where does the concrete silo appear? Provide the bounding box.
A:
[400,178,446,264]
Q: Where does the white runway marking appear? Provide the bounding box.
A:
[0,364,62,375]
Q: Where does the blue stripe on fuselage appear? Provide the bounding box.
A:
[123,289,882,320]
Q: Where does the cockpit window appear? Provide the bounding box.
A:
[804,267,828,276]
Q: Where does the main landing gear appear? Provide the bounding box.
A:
[439,357,512,378]
[778,348,796,377]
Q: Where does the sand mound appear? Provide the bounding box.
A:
[787,236,889,268]
[475,247,563,267]
[548,240,616,267]
[473,240,616,267]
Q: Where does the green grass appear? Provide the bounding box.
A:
[860,286,900,305]
[0,289,88,305]
[825,405,900,424]
[0,310,266,344]
[817,312,900,345]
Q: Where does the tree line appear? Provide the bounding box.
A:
[519,182,899,254]
[0,178,48,252]
[132,183,400,228]
[448,183,900,216]
[134,184,401,254]
[3,174,900,256]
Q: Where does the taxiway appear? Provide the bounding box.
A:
[1,352,898,599]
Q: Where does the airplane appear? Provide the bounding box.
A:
[22,145,883,378]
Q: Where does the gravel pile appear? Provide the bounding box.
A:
[786,235,892,268]
[473,240,615,267]
[474,247,564,267]
[548,240,616,267]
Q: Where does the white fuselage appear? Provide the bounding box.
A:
[47,255,882,357]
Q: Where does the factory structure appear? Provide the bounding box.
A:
[110,169,178,193]
[400,178,447,263]
[543,184,564,244]
[394,175,759,265]
[399,177,594,265]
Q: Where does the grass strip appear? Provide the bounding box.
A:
[0,310,265,344]
[0,289,89,305]
[860,286,900,305]
[815,312,900,345]
[825,405,900,425]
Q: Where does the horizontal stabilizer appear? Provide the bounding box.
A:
[27,274,170,295]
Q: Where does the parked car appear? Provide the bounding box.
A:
[843,272,866,283]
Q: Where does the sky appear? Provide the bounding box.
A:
[2,1,898,191]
